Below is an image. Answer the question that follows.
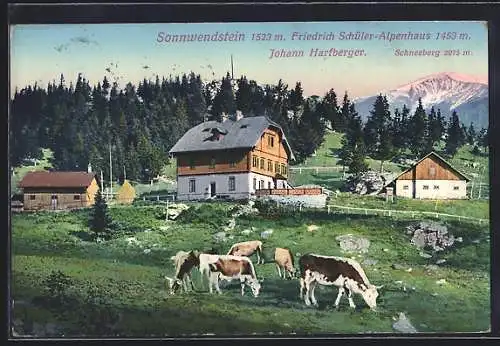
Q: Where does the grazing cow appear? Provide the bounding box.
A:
[274,247,296,279]
[165,250,200,294]
[199,254,262,297]
[298,253,383,310]
[226,240,264,264]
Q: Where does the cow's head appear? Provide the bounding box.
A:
[250,279,263,297]
[165,276,182,295]
[361,284,383,310]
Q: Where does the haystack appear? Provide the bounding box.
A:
[117,180,136,204]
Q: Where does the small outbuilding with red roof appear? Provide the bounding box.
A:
[18,171,99,211]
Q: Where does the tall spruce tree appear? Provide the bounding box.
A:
[320,89,340,131]
[363,95,394,172]
[407,98,429,158]
[339,103,368,174]
[467,122,477,146]
[390,108,405,152]
[88,189,113,241]
[445,110,462,157]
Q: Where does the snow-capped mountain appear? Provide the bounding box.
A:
[353,72,488,129]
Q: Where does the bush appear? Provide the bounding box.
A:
[176,204,232,228]
[43,270,74,304]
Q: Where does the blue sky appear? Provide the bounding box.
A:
[10,21,488,98]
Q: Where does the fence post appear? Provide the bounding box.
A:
[327,205,330,214]
[365,209,367,215]
[143,197,146,201]
[157,195,160,201]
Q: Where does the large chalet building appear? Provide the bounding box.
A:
[388,151,470,199]
[169,112,295,201]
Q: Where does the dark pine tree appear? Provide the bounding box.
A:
[235,76,252,115]
[436,108,447,142]
[407,98,429,158]
[88,189,113,241]
[319,88,340,131]
[467,122,477,146]
[445,110,463,157]
[390,108,405,153]
[428,107,441,147]
[339,103,368,174]
[363,95,395,172]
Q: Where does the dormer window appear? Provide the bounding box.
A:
[268,135,275,147]
[240,124,248,129]
[205,127,228,141]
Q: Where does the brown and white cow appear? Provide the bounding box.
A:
[199,254,262,297]
[274,247,296,279]
[226,240,264,264]
[298,253,383,310]
[165,250,200,294]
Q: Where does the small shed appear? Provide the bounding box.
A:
[387,152,470,200]
[116,180,136,204]
[18,171,99,211]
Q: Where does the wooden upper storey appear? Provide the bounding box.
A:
[177,127,290,178]
[397,155,464,181]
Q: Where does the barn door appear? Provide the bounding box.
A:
[51,195,58,210]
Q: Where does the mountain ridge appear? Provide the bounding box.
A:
[353,72,488,129]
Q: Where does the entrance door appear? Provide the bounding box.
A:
[51,195,58,210]
[210,182,216,197]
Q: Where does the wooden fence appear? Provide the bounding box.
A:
[289,166,344,174]
[326,204,489,224]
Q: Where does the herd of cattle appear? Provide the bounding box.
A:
[165,240,383,310]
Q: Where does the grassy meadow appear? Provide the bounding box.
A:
[11,201,490,336]
[9,131,491,337]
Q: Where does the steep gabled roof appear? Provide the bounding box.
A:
[169,116,295,160]
[393,151,470,182]
[19,171,97,188]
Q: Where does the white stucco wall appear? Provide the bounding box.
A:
[176,172,283,201]
[259,194,328,208]
[177,173,252,200]
[249,172,279,192]
[396,179,467,199]
[396,180,413,199]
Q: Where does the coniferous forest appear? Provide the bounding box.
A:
[10,72,488,183]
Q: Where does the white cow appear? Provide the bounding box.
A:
[198,254,262,297]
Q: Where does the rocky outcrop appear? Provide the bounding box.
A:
[406,221,457,252]
[346,171,396,195]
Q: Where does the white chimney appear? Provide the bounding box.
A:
[235,110,244,121]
